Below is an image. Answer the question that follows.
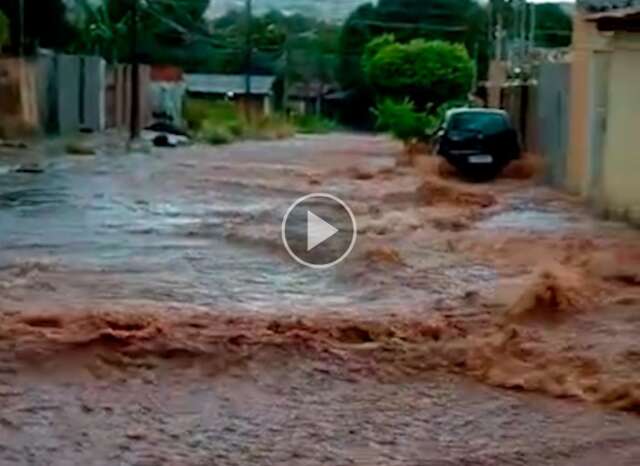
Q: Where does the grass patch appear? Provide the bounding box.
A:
[293,114,338,134]
[184,99,295,145]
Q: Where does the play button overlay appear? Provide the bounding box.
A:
[282,193,358,269]
[307,211,339,251]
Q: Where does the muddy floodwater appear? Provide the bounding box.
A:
[2,134,640,465]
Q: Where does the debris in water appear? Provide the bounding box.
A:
[65,141,97,156]
[14,163,45,174]
[364,245,405,266]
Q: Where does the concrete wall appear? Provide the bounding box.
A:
[81,56,106,132]
[35,53,107,134]
[537,62,571,187]
[56,54,81,134]
[599,33,640,221]
[37,53,56,133]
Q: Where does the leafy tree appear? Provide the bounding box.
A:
[534,3,572,48]
[339,0,487,90]
[337,0,487,128]
[338,3,378,90]
[0,0,75,54]
[362,33,395,74]
[72,0,211,64]
[0,10,9,52]
[363,37,474,109]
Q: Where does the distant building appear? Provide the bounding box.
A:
[286,81,333,116]
[568,0,640,222]
[150,65,186,127]
[185,74,276,118]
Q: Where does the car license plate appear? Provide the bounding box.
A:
[468,155,493,164]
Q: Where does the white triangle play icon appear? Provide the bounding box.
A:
[307,211,339,251]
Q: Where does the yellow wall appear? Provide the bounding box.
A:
[567,15,591,194]
[601,33,640,222]
[567,14,611,195]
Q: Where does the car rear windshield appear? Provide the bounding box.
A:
[448,112,510,134]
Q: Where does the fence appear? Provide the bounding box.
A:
[0,54,152,138]
[106,64,152,131]
[36,53,107,134]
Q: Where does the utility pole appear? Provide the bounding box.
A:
[130,0,140,141]
[495,10,504,62]
[18,0,24,56]
[244,0,253,121]
[472,41,479,92]
[519,0,527,66]
[529,1,537,54]
[487,0,493,57]
[282,31,290,116]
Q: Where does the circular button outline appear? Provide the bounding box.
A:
[281,193,358,270]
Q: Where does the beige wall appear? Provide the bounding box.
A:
[487,60,507,108]
[600,33,640,222]
[567,14,611,195]
[0,58,39,138]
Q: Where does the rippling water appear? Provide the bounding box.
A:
[0,137,408,313]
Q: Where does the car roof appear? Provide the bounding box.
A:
[445,107,509,118]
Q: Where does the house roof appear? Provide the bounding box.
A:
[185,74,276,96]
[288,81,334,99]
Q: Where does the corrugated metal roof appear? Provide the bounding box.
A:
[185,74,276,96]
[579,0,640,12]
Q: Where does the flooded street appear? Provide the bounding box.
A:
[2,133,640,464]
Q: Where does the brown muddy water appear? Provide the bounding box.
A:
[2,134,640,465]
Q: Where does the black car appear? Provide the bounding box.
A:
[436,108,521,180]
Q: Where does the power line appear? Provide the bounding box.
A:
[348,19,467,31]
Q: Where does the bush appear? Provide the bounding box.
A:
[184,98,295,144]
[373,98,438,144]
[199,122,234,145]
[294,115,338,134]
[247,114,296,140]
[184,99,240,133]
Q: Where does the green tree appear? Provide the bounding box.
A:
[0,0,75,54]
[337,0,487,128]
[0,10,9,53]
[534,3,572,48]
[363,38,474,109]
[72,0,211,64]
[339,0,487,90]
